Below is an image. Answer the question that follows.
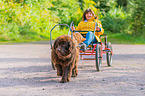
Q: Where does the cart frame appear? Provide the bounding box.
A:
[50,22,113,71]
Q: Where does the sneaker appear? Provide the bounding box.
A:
[79,43,87,52]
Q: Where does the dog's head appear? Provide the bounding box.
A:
[53,35,74,57]
[73,32,86,44]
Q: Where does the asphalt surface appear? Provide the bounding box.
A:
[0,42,145,96]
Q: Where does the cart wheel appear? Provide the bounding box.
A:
[51,62,56,70]
[106,42,113,66]
[95,44,102,71]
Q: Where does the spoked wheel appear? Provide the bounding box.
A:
[106,42,113,66]
[95,44,102,71]
[51,62,56,70]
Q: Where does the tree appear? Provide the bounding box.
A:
[116,0,127,8]
[131,0,145,37]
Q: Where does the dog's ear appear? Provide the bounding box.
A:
[53,38,59,49]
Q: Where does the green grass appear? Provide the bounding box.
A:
[0,28,144,44]
[0,28,70,44]
[106,31,145,44]
[0,37,45,44]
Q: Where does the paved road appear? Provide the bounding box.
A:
[0,42,145,96]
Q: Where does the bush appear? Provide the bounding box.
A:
[101,7,130,33]
[0,0,58,41]
[0,0,97,42]
[129,0,145,37]
[0,0,144,43]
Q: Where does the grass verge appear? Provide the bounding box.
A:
[106,31,145,44]
[0,29,144,45]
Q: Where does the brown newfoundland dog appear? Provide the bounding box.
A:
[51,33,85,83]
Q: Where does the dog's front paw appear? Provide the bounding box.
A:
[71,69,78,77]
[57,69,62,76]
[60,78,70,83]
[71,72,78,77]
[60,78,67,83]
[57,73,62,76]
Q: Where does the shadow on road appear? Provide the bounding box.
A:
[113,54,145,60]
[0,58,50,63]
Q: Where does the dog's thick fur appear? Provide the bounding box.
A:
[51,33,85,83]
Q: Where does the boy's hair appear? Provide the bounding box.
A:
[82,8,97,21]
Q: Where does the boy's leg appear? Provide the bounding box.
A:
[83,31,94,47]
[93,36,98,43]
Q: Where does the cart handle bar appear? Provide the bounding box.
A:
[50,24,73,49]
[73,30,101,32]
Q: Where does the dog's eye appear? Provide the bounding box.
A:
[62,44,65,47]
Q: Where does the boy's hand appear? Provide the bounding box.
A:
[71,26,75,31]
[96,26,100,31]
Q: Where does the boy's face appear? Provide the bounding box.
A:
[85,12,93,20]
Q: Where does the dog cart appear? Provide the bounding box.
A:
[50,22,113,71]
